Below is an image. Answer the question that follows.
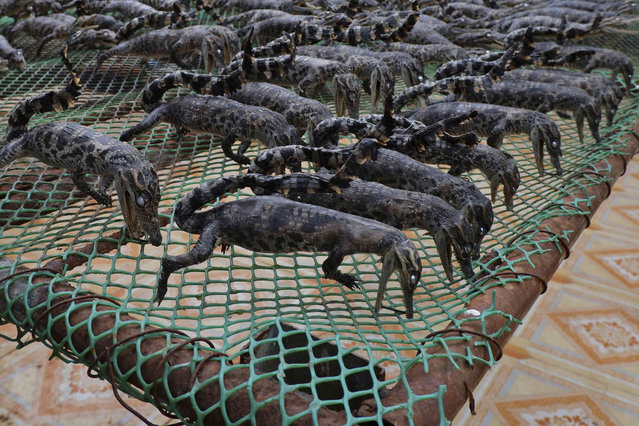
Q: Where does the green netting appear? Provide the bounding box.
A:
[1,13,639,425]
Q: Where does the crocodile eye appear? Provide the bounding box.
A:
[136,195,146,207]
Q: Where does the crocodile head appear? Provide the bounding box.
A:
[400,60,425,87]
[115,163,162,246]
[620,61,634,95]
[377,239,422,319]
[370,64,395,114]
[333,73,361,119]
[434,215,476,284]
[66,28,117,51]
[7,49,25,71]
[461,195,493,260]
[531,117,562,176]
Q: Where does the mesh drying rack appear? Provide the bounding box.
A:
[1,12,638,426]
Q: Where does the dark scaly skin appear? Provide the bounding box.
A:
[335,11,419,45]
[64,28,118,51]
[434,56,511,79]
[557,45,634,95]
[6,14,75,56]
[230,33,295,62]
[397,74,602,144]
[1,123,162,245]
[140,69,246,112]
[422,1,509,20]
[310,116,374,147]
[116,9,193,40]
[73,14,124,32]
[136,0,185,11]
[1,49,161,245]
[120,95,301,165]
[285,172,476,283]
[0,35,25,71]
[297,44,425,88]
[99,0,160,19]
[221,9,293,27]
[94,26,233,72]
[228,82,333,134]
[213,0,294,12]
[321,101,520,206]
[504,68,623,126]
[407,102,563,176]
[249,143,494,257]
[464,80,602,143]
[336,55,395,112]
[160,173,422,318]
[370,42,470,64]
[222,53,362,119]
[386,133,520,210]
[238,15,316,41]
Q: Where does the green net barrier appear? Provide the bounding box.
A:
[1,13,639,425]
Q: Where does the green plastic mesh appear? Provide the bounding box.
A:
[1,13,638,425]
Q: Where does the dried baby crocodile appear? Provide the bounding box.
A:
[282,171,476,283]
[503,68,623,126]
[227,82,333,134]
[249,142,494,258]
[121,95,301,165]
[407,102,563,175]
[159,173,422,318]
[396,73,602,144]
[0,49,162,245]
[94,25,239,72]
[5,14,75,56]
[222,30,361,118]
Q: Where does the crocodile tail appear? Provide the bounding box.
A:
[487,43,516,81]
[242,173,347,196]
[387,12,419,42]
[556,17,567,45]
[437,0,461,23]
[189,69,246,96]
[241,26,255,75]
[117,15,146,40]
[6,46,81,142]
[140,70,195,112]
[367,94,395,143]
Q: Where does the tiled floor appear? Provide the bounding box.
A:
[1,156,638,425]
[453,154,639,425]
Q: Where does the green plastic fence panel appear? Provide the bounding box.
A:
[1,13,638,425]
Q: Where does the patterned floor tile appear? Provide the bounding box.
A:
[549,308,639,364]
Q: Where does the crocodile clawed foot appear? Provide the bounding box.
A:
[92,191,113,207]
[336,273,362,291]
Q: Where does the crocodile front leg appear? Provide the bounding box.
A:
[72,170,112,206]
[156,221,220,305]
[221,132,251,165]
[322,246,362,291]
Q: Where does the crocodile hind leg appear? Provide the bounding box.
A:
[156,221,220,306]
